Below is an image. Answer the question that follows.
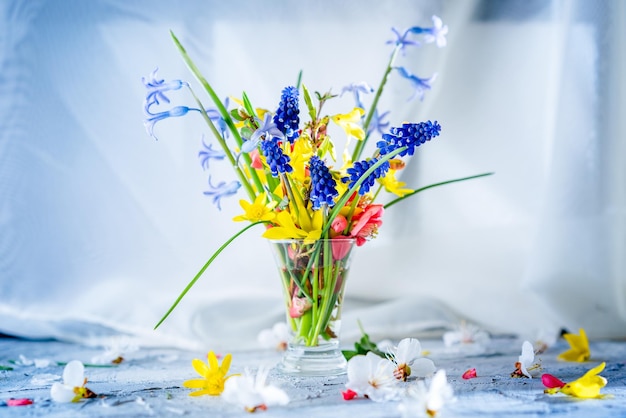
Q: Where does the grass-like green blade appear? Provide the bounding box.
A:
[154,221,264,329]
[384,172,494,209]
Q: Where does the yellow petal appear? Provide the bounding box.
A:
[183,378,209,389]
[219,354,232,375]
[207,351,219,371]
[191,358,209,377]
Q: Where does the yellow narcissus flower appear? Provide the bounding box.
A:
[233,193,277,222]
[558,328,590,362]
[545,362,609,399]
[183,351,237,396]
[331,108,365,140]
[262,210,322,242]
[286,137,313,183]
[378,169,414,197]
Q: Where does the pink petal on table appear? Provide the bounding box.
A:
[541,373,566,388]
[7,398,33,406]
[462,368,478,379]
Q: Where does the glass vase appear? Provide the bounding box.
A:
[268,238,356,376]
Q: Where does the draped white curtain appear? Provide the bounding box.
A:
[0,0,623,350]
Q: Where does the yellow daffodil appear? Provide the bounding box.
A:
[286,137,313,183]
[544,362,608,399]
[183,351,237,396]
[233,193,277,222]
[262,210,322,242]
[378,169,414,197]
[558,328,590,362]
[331,108,365,140]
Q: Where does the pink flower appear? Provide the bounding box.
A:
[462,368,477,380]
[349,204,384,246]
[331,237,353,260]
[330,214,348,236]
[250,149,263,169]
[541,373,566,389]
[289,294,312,318]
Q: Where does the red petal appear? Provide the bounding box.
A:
[341,389,358,400]
[462,368,478,380]
[7,398,33,406]
[541,373,566,388]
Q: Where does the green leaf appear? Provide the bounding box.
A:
[384,172,495,209]
[154,221,264,329]
[0,365,13,371]
[302,84,316,122]
[341,320,386,360]
[242,92,256,119]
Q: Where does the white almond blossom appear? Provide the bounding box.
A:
[91,336,139,365]
[257,322,289,351]
[511,340,540,378]
[442,321,491,354]
[398,369,454,417]
[222,367,289,412]
[346,352,399,402]
[50,360,95,403]
[388,338,436,381]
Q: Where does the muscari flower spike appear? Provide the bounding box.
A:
[260,137,293,177]
[342,158,390,195]
[309,155,339,210]
[273,86,300,143]
[377,121,442,158]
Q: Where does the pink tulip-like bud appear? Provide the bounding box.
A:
[541,373,566,389]
[289,295,312,318]
[462,368,477,380]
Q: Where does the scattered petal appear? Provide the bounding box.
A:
[558,328,590,362]
[541,373,566,389]
[6,398,33,406]
[342,389,358,400]
[462,368,477,380]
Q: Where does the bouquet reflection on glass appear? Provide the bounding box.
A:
[143,16,491,375]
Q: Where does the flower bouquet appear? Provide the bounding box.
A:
[143,16,491,374]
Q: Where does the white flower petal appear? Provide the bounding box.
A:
[396,338,421,364]
[259,385,290,406]
[427,369,454,411]
[50,382,75,403]
[62,360,85,387]
[412,358,436,378]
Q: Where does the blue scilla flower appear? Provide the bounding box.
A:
[144,106,199,140]
[142,68,187,114]
[260,138,293,177]
[309,156,339,210]
[273,86,300,143]
[342,158,390,196]
[203,176,241,210]
[394,66,437,102]
[198,136,225,170]
[377,121,442,157]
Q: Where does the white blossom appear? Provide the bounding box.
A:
[346,352,399,402]
[222,367,289,412]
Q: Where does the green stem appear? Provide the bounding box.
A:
[352,44,401,161]
[384,172,495,209]
[154,221,264,329]
[171,31,264,197]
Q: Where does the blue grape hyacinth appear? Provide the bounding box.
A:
[342,158,390,195]
[260,137,293,177]
[309,155,339,210]
[377,121,441,157]
[273,86,300,143]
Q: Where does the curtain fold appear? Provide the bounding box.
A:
[0,0,623,349]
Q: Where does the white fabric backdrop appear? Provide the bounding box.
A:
[0,0,624,350]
